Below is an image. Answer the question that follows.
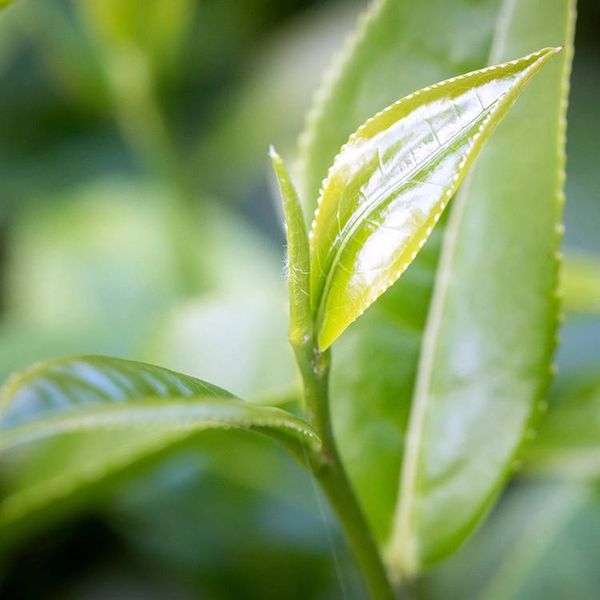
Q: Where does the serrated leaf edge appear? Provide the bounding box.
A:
[387,5,575,576]
[311,47,560,350]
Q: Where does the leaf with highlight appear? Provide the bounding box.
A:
[310,47,561,350]
[389,0,575,576]
[0,356,319,530]
[297,0,501,546]
[270,147,311,344]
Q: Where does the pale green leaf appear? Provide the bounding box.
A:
[563,251,600,314]
[297,0,502,545]
[389,0,576,576]
[525,373,600,479]
[310,47,560,351]
[0,356,319,529]
[298,0,502,215]
[270,147,311,344]
[427,481,597,600]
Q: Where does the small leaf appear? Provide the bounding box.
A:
[310,47,560,350]
[270,147,311,344]
[0,356,320,528]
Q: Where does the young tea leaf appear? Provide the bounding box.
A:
[310,47,561,351]
[270,147,312,344]
[297,0,501,545]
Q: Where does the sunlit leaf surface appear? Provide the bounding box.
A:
[310,47,560,351]
[389,0,576,575]
[297,0,501,545]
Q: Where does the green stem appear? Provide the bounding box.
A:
[293,339,395,600]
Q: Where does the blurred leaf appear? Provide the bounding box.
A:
[5,179,283,351]
[144,293,296,401]
[77,0,194,81]
[310,48,559,351]
[6,180,182,335]
[110,444,359,600]
[196,1,358,200]
[563,251,600,314]
[390,0,576,575]
[425,481,600,600]
[525,373,600,479]
[0,356,319,535]
[298,0,502,544]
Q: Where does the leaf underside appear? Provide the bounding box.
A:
[310,46,560,351]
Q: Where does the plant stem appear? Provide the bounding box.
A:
[293,339,395,600]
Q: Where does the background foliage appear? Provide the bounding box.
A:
[0,0,598,598]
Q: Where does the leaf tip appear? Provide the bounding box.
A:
[268,144,282,165]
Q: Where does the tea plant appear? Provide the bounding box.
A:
[0,0,581,597]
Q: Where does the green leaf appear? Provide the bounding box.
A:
[310,47,560,351]
[297,0,502,546]
[297,0,503,216]
[525,373,600,479]
[270,147,311,344]
[427,481,598,600]
[0,356,319,529]
[563,252,600,314]
[389,0,576,575]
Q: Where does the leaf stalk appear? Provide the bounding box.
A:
[293,337,395,600]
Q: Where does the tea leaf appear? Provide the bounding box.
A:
[0,356,319,528]
[389,0,576,575]
[270,147,311,344]
[297,0,502,216]
[297,0,501,544]
[311,47,560,351]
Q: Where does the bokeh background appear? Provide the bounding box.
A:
[0,0,598,598]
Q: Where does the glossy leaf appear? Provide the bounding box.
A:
[310,47,560,351]
[270,147,311,344]
[297,0,502,545]
[389,0,576,575]
[297,0,502,215]
[0,356,319,529]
